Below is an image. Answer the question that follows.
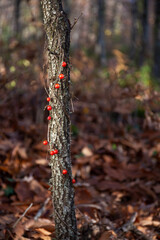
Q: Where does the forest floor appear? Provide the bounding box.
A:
[0,39,160,240]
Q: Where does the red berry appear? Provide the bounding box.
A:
[62,62,67,67]
[62,169,67,175]
[50,151,54,155]
[72,179,76,184]
[59,74,64,79]
[47,105,52,111]
[47,116,51,120]
[53,149,58,154]
[43,140,48,145]
[47,97,50,102]
[55,84,60,89]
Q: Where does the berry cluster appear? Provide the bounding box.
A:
[43,62,76,183]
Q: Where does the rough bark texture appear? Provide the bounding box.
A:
[41,1,77,239]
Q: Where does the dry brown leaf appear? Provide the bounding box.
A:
[0,214,17,228]
[15,182,34,202]
[27,232,52,240]
[12,144,28,159]
[13,222,25,240]
[0,165,14,175]
[99,230,117,240]
[76,204,102,219]
[35,158,48,165]
[153,185,160,194]
[104,167,126,181]
[30,179,47,197]
[140,216,160,227]
[103,155,114,164]
[75,187,94,204]
[0,140,14,153]
[35,228,51,236]
[96,180,125,191]
[80,165,91,179]
[81,146,93,157]
[24,218,55,232]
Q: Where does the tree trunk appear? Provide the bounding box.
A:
[14,0,21,35]
[41,1,77,239]
[140,0,149,63]
[62,0,71,16]
[96,0,107,66]
[130,0,138,59]
[153,0,160,78]
[147,0,155,58]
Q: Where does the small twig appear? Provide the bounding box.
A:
[131,226,152,240]
[6,229,14,239]
[71,98,74,113]
[34,198,50,221]
[13,203,33,229]
[71,13,83,30]
[121,212,137,232]
[117,212,152,240]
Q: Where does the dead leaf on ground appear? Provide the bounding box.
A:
[96,180,125,192]
[81,146,93,157]
[153,185,160,194]
[24,218,55,232]
[35,158,48,165]
[15,181,34,202]
[0,214,17,228]
[99,230,117,240]
[12,144,28,159]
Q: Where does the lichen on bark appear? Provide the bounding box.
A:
[41,0,77,239]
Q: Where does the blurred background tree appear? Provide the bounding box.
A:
[0,0,159,76]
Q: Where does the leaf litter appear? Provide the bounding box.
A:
[0,41,160,239]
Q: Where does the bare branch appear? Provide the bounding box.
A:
[13,203,33,229]
[71,13,83,30]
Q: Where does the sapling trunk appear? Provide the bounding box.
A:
[41,1,77,239]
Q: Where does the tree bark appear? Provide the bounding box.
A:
[41,1,77,239]
[153,0,160,78]
[130,0,138,59]
[96,0,107,66]
[14,0,21,35]
[140,0,149,63]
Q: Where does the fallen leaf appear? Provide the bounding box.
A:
[81,147,93,157]
[24,218,55,232]
[15,182,34,202]
[153,185,160,194]
[99,230,117,240]
[35,158,48,165]
[96,181,125,191]
[12,144,28,159]
[35,228,51,236]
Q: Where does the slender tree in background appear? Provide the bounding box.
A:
[153,0,160,78]
[96,0,107,66]
[140,0,149,64]
[14,0,21,35]
[130,0,138,59]
[41,1,77,239]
